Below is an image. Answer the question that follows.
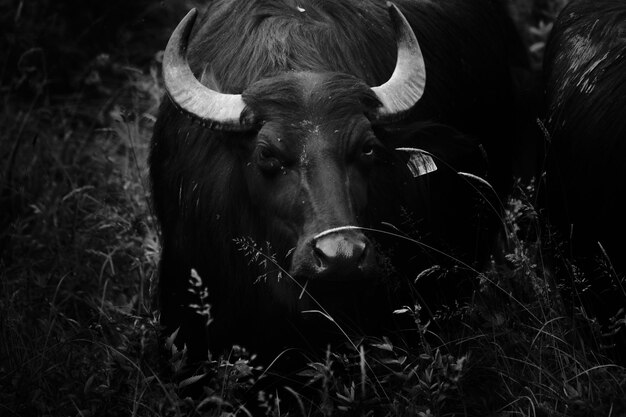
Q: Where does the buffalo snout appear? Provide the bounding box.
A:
[306,231,377,280]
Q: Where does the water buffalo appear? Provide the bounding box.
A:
[543,0,626,358]
[150,0,527,360]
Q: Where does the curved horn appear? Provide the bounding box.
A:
[163,9,250,131]
[371,3,426,121]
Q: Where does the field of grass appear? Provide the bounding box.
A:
[1,0,625,416]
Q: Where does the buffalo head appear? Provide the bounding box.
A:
[161,4,426,286]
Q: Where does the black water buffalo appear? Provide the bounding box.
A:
[543,0,626,357]
[151,0,527,360]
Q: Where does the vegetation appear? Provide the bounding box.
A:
[1,0,624,415]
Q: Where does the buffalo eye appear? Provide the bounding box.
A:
[359,141,383,166]
[256,146,282,174]
[362,143,376,157]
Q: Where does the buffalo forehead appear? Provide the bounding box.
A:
[260,115,368,164]
[249,73,376,159]
[244,71,377,123]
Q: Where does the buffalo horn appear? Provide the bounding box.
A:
[371,3,426,121]
[163,9,250,131]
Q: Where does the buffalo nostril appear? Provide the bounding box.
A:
[358,243,369,264]
[312,245,326,268]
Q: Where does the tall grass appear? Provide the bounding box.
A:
[2,0,625,416]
